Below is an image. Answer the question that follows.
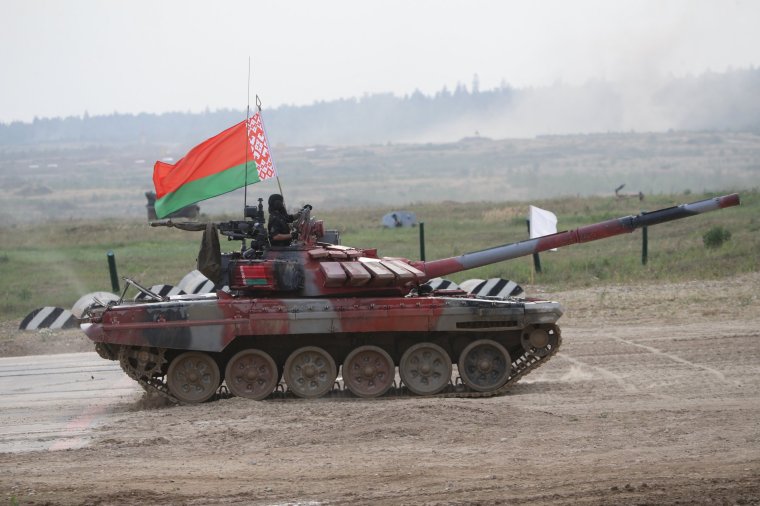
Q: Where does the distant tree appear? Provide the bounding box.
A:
[1,68,759,146]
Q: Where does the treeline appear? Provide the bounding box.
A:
[1,68,759,147]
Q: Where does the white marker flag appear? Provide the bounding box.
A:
[529,205,558,251]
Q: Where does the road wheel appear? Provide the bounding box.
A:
[399,343,452,396]
[225,349,279,400]
[342,345,395,398]
[457,339,511,392]
[167,351,221,403]
[283,346,337,398]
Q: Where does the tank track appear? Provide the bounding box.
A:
[118,346,179,404]
[442,332,562,399]
[118,330,562,405]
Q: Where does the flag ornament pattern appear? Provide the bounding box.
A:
[247,112,276,180]
[153,112,276,219]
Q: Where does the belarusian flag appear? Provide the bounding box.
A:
[153,112,276,219]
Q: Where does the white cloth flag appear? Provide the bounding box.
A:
[529,205,558,251]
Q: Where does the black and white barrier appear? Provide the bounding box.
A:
[458,279,485,294]
[71,291,120,319]
[177,270,216,294]
[423,278,460,291]
[134,285,186,301]
[19,307,78,330]
[465,278,525,298]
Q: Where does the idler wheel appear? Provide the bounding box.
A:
[521,325,560,357]
[399,343,452,396]
[225,349,279,400]
[342,345,395,398]
[457,339,511,392]
[167,351,221,404]
[283,346,337,399]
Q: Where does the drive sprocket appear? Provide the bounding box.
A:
[118,345,167,381]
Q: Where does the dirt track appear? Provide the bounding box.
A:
[2,273,759,505]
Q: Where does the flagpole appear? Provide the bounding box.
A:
[243,57,252,211]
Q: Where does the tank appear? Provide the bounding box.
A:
[82,193,741,403]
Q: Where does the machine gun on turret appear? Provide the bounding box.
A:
[150,199,325,287]
[151,197,270,253]
[151,199,322,251]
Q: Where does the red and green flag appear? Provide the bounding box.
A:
[153,112,276,218]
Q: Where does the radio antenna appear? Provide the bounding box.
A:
[243,57,252,212]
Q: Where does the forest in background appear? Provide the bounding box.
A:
[1,68,759,147]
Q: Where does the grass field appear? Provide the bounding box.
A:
[1,189,756,322]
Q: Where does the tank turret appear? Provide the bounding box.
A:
[173,193,740,298]
[83,193,740,403]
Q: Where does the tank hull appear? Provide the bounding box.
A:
[85,293,563,402]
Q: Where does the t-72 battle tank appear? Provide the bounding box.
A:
[82,193,740,403]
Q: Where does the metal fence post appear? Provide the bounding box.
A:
[107,250,120,292]
[419,222,426,261]
[642,226,648,265]
[526,219,542,273]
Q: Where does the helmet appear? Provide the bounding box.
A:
[268,194,284,210]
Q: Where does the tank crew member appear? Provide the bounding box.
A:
[267,193,297,246]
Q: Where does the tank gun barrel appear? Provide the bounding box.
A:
[417,193,740,280]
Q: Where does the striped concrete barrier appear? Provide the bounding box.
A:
[133,285,186,301]
[458,279,485,294]
[19,307,78,330]
[423,277,461,290]
[466,278,525,299]
[177,270,216,294]
[71,291,120,319]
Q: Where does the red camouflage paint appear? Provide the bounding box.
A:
[83,193,740,402]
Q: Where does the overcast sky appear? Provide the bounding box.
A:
[1,0,758,123]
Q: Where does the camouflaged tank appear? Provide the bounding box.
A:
[83,193,740,403]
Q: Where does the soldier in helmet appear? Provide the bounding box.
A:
[267,193,297,246]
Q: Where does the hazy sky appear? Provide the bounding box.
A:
[1,0,758,123]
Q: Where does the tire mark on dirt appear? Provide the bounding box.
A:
[557,353,638,392]
[608,336,740,386]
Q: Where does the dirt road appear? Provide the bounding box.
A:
[2,273,759,505]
